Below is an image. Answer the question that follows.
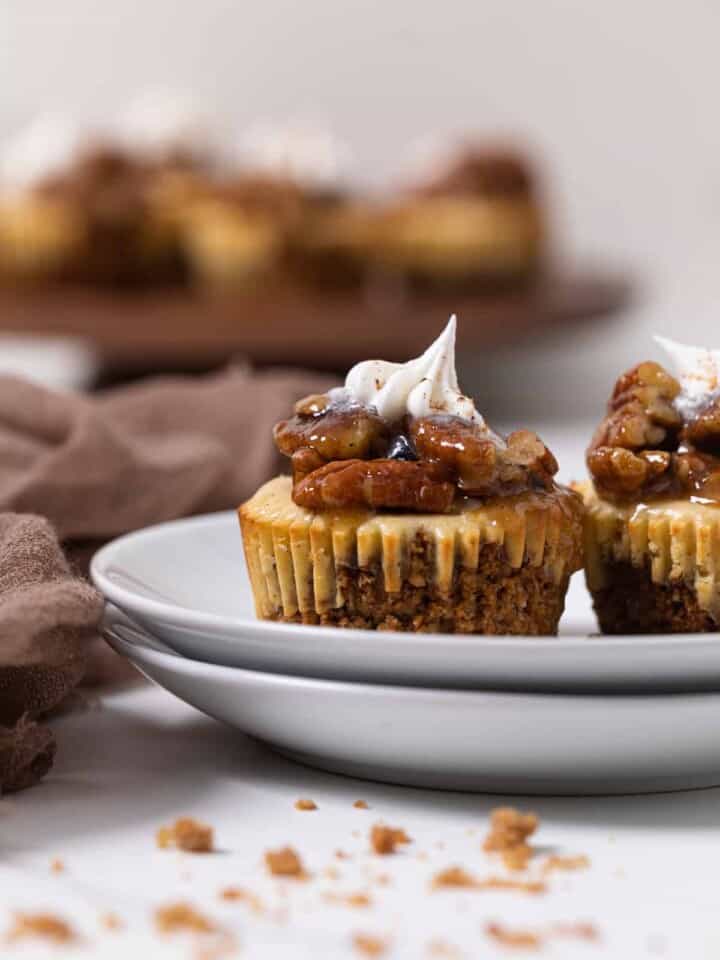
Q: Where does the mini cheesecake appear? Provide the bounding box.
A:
[371,145,544,287]
[582,338,720,634]
[240,317,583,634]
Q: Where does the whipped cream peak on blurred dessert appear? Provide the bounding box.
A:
[655,335,720,418]
[117,89,216,164]
[235,121,350,190]
[0,113,87,192]
[339,315,497,434]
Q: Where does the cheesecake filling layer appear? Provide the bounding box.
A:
[241,476,582,621]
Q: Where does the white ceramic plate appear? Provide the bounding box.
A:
[104,607,720,795]
[91,511,720,692]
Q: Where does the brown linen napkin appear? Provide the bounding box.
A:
[0,364,335,790]
[0,365,335,539]
[0,513,103,792]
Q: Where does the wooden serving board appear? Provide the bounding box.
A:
[0,267,630,374]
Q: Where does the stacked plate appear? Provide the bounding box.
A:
[92,511,720,796]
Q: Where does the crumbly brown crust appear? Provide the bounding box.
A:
[370,825,411,855]
[156,817,214,853]
[276,538,572,635]
[590,561,719,634]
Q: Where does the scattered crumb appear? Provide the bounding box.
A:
[219,887,263,914]
[347,893,372,908]
[543,854,590,874]
[371,824,411,855]
[336,849,351,860]
[483,807,538,871]
[352,830,361,838]
[294,798,317,811]
[432,866,476,889]
[502,845,532,871]
[353,932,389,956]
[6,913,76,944]
[374,873,391,886]
[416,852,429,862]
[324,866,341,881]
[100,912,122,931]
[354,800,369,809]
[485,922,542,950]
[157,817,214,854]
[431,866,545,895]
[50,858,65,874]
[265,846,307,878]
[155,902,216,934]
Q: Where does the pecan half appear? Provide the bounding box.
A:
[274,402,388,462]
[411,417,557,497]
[292,459,455,512]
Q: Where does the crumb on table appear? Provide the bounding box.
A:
[155,902,216,934]
[483,807,538,871]
[354,800,369,809]
[370,824,411,855]
[6,913,76,944]
[353,932,389,956]
[50,858,65,874]
[100,912,122,931]
[156,817,214,854]
[265,846,307,878]
[485,922,542,950]
[219,887,264,914]
[294,798,318,811]
[432,866,545,895]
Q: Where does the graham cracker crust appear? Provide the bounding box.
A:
[279,538,571,635]
[591,562,718,634]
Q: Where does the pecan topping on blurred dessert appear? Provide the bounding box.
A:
[274,316,560,512]
[587,350,720,503]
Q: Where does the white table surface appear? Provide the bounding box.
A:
[2,667,719,960]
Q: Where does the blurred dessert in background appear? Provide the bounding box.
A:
[0,101,547,295]
[0,114,89,282]
[371,142,545,288]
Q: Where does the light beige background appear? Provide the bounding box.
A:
[3,0,719,415]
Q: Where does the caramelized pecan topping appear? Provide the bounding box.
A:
[274,400,389,462]
[277,393,559,512]
[588,361,720,503]
[293,458,455,512]
[411,418,556,497]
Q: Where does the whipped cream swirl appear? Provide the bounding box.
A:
[656,336,720,419]
[335,316,499,439]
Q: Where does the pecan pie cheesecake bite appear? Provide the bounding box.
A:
[373,144,544,288]
[582,339,720,633]
[239,317,583,633]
